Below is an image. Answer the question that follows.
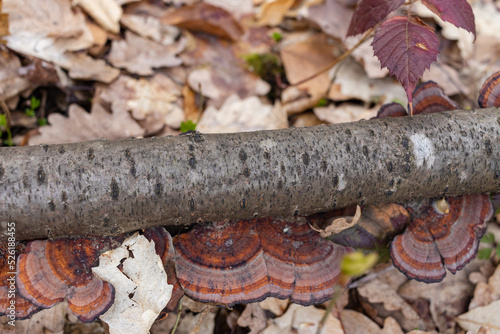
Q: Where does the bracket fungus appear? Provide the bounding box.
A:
[15,236,123,322]
[411,81,458,114]
[173,219,353,307]
[390,194,493,283]
[0,243,42,320]
[478,70,500,108]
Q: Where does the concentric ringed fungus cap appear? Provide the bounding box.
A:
[390,194,493,283]
[411,81,458,114]
[16,236,123,322]
[0,243,42,319]
[478,71,500,107]
[173,219,353,307]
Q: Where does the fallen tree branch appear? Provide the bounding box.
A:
[1,108,499,241]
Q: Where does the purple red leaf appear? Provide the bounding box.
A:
[347,0,405,37]
[372,16,439,108]
[422,0,476,38]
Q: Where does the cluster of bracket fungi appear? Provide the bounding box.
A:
[1,72,499,323]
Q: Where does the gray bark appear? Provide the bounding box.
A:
[1,108,499,241]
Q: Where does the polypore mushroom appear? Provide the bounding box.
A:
[375,102,408,118]
[0,243,42,319]
[478,70,500,107]
[315,204,410,250]
[390,194,493,282]
[411,81,458,114]
[16,236,123,322]
[173,219,353,307]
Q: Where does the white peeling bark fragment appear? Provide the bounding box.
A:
[410,133,435,168]
[337,173,346,191]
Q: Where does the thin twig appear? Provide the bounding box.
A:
[170,297,183,334]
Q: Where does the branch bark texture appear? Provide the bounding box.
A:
[1,108,500,241]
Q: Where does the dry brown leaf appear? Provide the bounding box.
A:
[398,263,478,333]
[422,62,470,96]
[280,32,335,98]
[291,112,323,128]
[87,20,109,56]
[183,35,270,107]
[204,0,254,19]
[470,265,500,309]
[328,58,407,104]
[263,303,343,334]
[65,52,120,83]
[311,205,362,237]
[0,49,32,101]
[341,310,405,334]
[14,302,68,334]
[17,59,59,87]
[346,36,388,79]
[197,94,287,133]
[314,103,377,124]
[305,0,353,40]
[0,0,8,42]
[109,31,183,76]
[162,3,243,41]
[258,0,295,26]
[259,297,289,316]
[73,0,123,33]
[120,13,179,46]
[98,74,184,134]
[237,304,268,334]
[358,278,425,332]
[281,86,322,115]
[457,300,500,334]
[29,103,144,145]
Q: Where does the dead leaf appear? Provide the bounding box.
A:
[258,0,295,26]
[311,205,362,237]
[358,278,426,331]
[120,12,180,46]
[346,36,388,79]
[280,32,336,98]
[73,0,123,33]
[470,264,500,309]
[109,30,184,76]
[162,3,243,41]
[64,52,120,83]
[237,304,268,334]
[259,297,289,316]
[0,49,32,101]
[197,94,287,133]
[29,103,144,145]
[97,74,184,134]
[328,58,407,105]
[183,35,271,107]
[457,300,500,334]
[340,310,404,334]
[0,0,8,43]
[422,62,470,96]
[314,103,376,124]
[14,302,68,334]
[291,112,323,127]
[281,86,322,115]
[204,0,255,19]
[305,0,353,40]
[263,303,343,334]
[92,233,173,334]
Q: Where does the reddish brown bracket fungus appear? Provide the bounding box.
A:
[16,236,123,322]
[478,70,500,107]
[390,194,493,283]
[375,102,408,118]
[411,81,458,114]
[173,219,353,307]
[0,243,42,320]
[315,204,410,250]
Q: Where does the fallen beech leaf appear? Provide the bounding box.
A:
[456,300,500,333]
[346,0,404,37]
[92,233,173,334]
[108,31,184,75]
[311,205,362,237]
[197,94,287,133]
[29,103,144,145]
[73,0,123,33]
[98,74,184,134]
[0,50,32,101]
[280,33,336,98]
[306,0,353,40]
[372,16,439,108]
[264,303,343,334]
[162,3,243,41]
[258,0,295,26]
